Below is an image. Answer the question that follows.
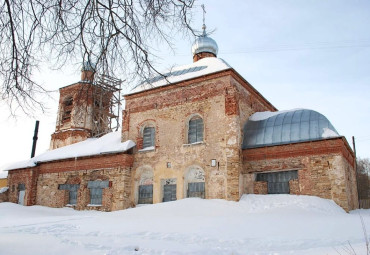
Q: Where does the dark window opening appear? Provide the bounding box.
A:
[143,127,155,149]
[63,110,72,121]
[138,185,153,204]
[256,171,298,194]
[62,96,73,122]
[64,97,73,106]
[187,182,205,198]
[188,117,204,144]
[18,183,25,191]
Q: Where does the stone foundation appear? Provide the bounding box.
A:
[37,167,132,211]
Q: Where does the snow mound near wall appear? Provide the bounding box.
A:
[114,195,346,220]
[239,194,346,215]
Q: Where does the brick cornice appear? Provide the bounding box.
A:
[38,153,134,174]
[243,137,355,166]
[124,68,277,112]
[125,69,231,99]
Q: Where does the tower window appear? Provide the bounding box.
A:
[143,127,155,149]
[63,111,71,121]
[62,96,73,122]
[188,116,204,144]
[64,97,73,106]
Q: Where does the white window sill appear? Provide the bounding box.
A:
[138,146,155,152]
[183,142,205,147]
[87,204,102,207]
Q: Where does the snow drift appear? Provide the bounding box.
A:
[0,194,367,255]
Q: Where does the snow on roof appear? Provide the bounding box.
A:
[0,187,8,193]
[3,131,135,171]
[249,109,304,121]
[128,57,232,94]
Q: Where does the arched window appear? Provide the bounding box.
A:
[143,126,155,148]
[188,116,203,144]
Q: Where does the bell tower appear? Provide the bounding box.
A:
[50,62,121,150]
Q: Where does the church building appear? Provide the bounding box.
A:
[4,25,358,212]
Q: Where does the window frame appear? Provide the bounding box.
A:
[188,116,204,144]
[142,126,155,149]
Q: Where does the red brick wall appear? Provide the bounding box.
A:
[38,153,133,174]
[7,153,133,210]
[125,70,276,114]
[7,168,38,206]
[243,137,355,166]
[193,52,216,62]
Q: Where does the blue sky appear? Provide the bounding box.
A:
[1,0,369,175]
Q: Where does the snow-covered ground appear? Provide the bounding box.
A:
[0,195,369,255]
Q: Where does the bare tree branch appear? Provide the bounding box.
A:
[0,0,196,115]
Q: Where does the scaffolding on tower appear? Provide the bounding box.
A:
[90,74,123,137]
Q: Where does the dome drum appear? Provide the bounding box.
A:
[191,35,218,62]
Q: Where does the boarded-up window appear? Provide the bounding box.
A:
[138,185,153,204]
[187,182,205,198]
[143,127,155,148]
[256,171,298,194]
[163,184,177,202]
[188,117,203,144]
[87,181,109,205]
[59,184,80,205]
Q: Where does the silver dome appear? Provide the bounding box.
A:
[242,109,339,149]
[191,35,218,56]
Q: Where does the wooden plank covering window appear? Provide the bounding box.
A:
[87,181,109,205]
[138,185,153,204]
[163,184,177,202]
[90,188,103,205]
[58,184,80,205]
[256,171,298,194]
[69,190,78,205]
[187,182,205,198]
[143,127,155,148]
[188,117,203,144]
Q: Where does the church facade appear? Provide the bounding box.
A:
[4,29,358,212]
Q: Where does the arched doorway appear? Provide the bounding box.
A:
[184,166,205,198]
[136,166,154,204]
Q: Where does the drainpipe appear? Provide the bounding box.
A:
[353,136,360,208]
